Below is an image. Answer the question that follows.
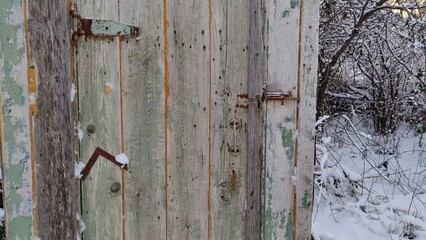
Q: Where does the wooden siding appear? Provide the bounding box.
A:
[263,0,318,239]
[0,0,35,238]
[210,0,250,239]
[76,0,122,239]
[29,0,77,238]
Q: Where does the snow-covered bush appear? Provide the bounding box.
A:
[314,114,426,239]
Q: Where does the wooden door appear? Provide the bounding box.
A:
[71,0,318,240]
[1,0,317,239]
[73,0,251,239]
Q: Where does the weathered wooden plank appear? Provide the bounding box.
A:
[120,0,167,239]
[78,39,122,239]
[246,0,268,239]
[263,0,301,239]
[0,0,35,238]
[28,0,77,238]
[295,0,319,239]
[76,0,122,239]
[166,1,210,239]
[210,0,250,239]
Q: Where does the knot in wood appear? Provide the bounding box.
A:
[110,182,121,193]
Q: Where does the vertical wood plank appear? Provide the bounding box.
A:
[120,0,167,238]
[166,1,210,239]
[75,0,122,239]
[295,0,319,239]
[0,0,35,238]
[246,0,268,239]
[28,0,77,238]
[264,0,301,239]
[210,0,250,239]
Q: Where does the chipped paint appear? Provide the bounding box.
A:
[285,213,293,239]
[302,190,310,207]
[282,10,290,18]
[0,0,35,238]
[281,128,294,160]
[290,0,299,9]
[263,171,274,240]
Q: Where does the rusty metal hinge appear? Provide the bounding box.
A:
[70,10,140,39]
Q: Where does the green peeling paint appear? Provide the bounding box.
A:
[290,0,300,9]
[0,0,34,238]
[8,216,32,239]
[302,190,310,207]
[285,214,293,239]
[73,18,139,37]
[282,10,290,18]
[281,128,294,160]
[263,171,274,240]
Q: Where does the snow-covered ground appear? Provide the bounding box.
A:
[313,116,426,240]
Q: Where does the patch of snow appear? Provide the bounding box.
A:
[316,115,330,127]
[0,208,3,226]
[76,212,86,233]
[71,83,76,103]
[313,118,426,240]
[75,161,86,179]
[74,122,83,141]
[115,153,129,168]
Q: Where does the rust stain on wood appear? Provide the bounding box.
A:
[118,37,127,240]
[230,169,238,192]
[24,0,38,234]
[162,1,169,239]
[208,0,213,239]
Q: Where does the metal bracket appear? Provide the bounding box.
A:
[236,90,296,108]
[229,118,241,156]
[262,91,295,105]
[236,94,261,109]
[70,10,140,38]
[80,147,128,181]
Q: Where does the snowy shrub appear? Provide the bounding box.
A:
[314,115,426,239]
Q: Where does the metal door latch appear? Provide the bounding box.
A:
[262,91,294,105]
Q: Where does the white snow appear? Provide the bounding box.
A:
[71,83,76,103]
[74,122,83,141]
[316,115,330,127]
[75,161,86,179]
[0,208,3,226]
[76,212,86,233]
[313,116,426,240]
[115,153,129,168]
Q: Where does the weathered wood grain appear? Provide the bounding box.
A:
[210,0,250,239]
[295,0,319,239]
[165,1,210,239]
[0,0,36,238]
[120,0,167,239]
[78,40,122,239]
[76,0,122,239]
[246,0,268,239]
[263,0,301,239]
[28,0,77,238]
